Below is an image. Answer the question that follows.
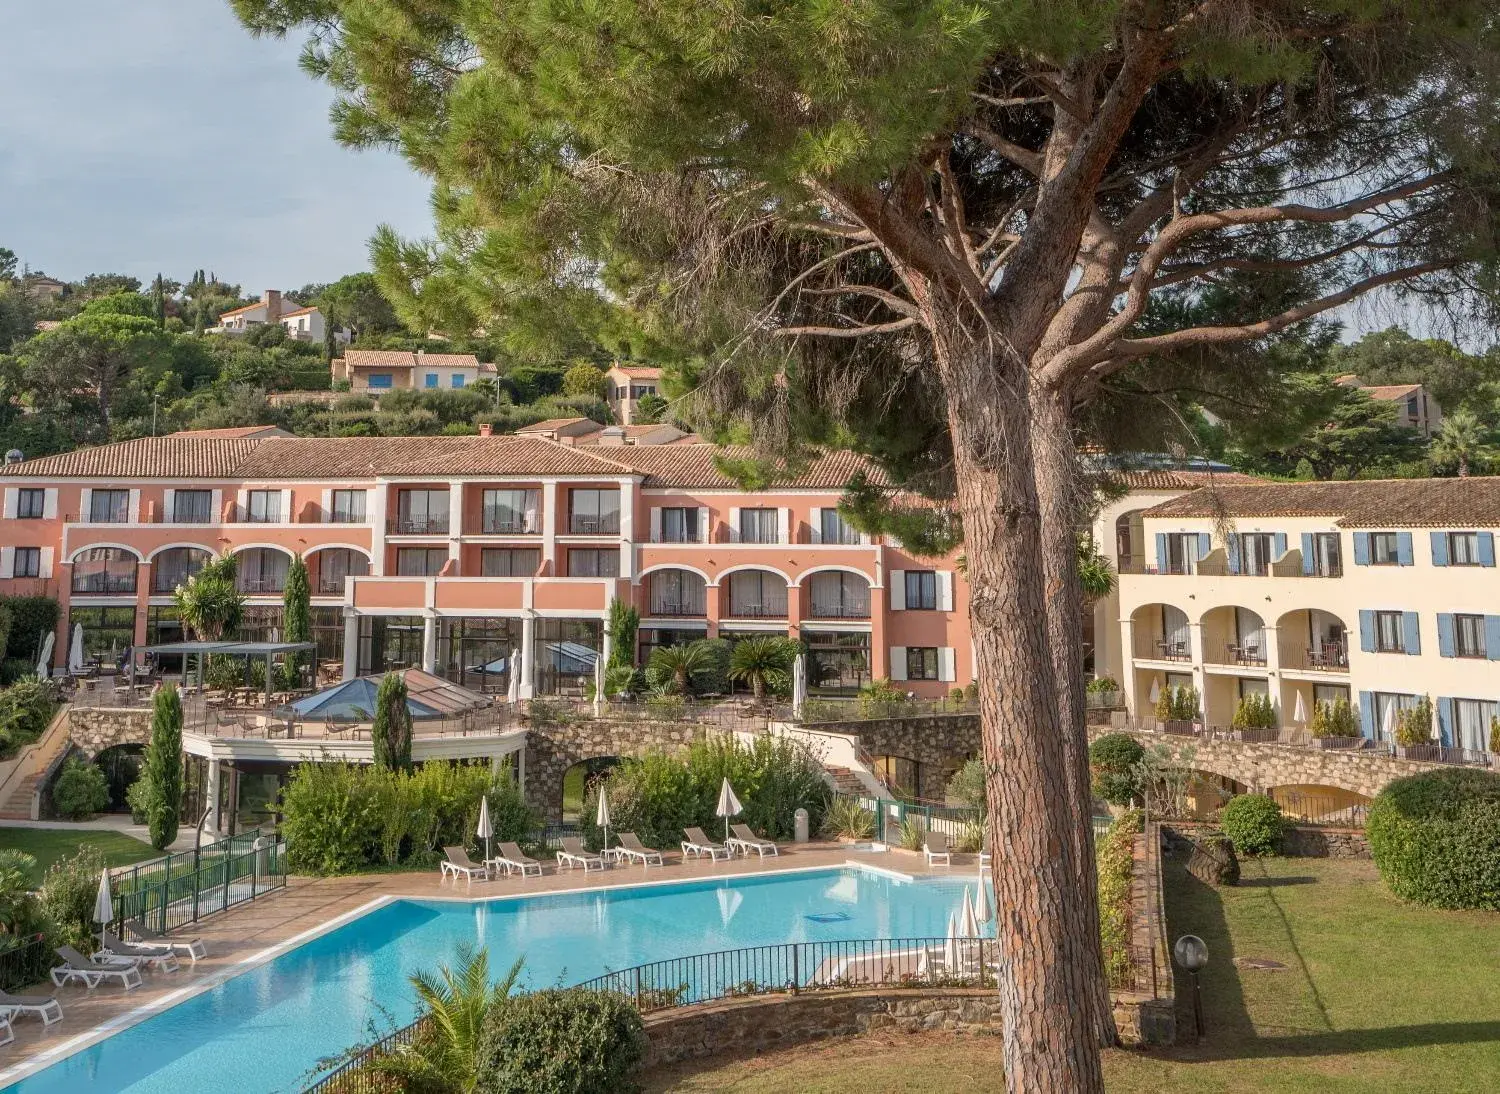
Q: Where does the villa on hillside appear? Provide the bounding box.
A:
[209,289,349,345]
[331,348,495,393]
[605,363,663,425]
[1335,373,1443,436]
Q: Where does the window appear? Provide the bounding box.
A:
[438,616,521,692]
[1311,532,1342,577]
[818,510,861,545]
[1313,683,1350,707]
[727,571,788,617]
[658,507,700,543]
[805,631,871,692]
[481,489,539,534]
[357,615,425,674]
[567,548,620,577]
[451,374,465,388]
[1406,394,1419,419]
[1375,610,1406,653]
[809,572,870,618]
[71,547,136,594]
[88,490,130,523]
[67,606,135,669]
[395,547,449,576]
[13,547,40,579]
[16,489,44,519]
[738,508,779,544]
[394,489,449,534]
[1162,533,1200,575]
[330,489,367,524]
[630,383,656,398]
[1454,614,1486,658]
[480,548,540,577]
[171,490,213,523]
[904,571,938,611]
[533,618,603,696]
[367,373,393,389]
[906,647,939,681]
[1449,532,1481,565]
[314,549,369,595]
[152,547,211,593]
[1454,698,1499,752]
[245,490,281,523]
[569,489,620,535]
[236,548,290,593]
[649,569,706,615]
[1234,533,1276,576]
[1371,692,1419,742]
[424,373,439,388]
[1371,532,1401,565]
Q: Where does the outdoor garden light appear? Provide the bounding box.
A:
[1174,934,1209,1038]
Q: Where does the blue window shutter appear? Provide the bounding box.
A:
[1437,698,1454,747]
[1437,613,1455,657]
[1155,533,1167,572]
[1402,611,1421,655]
[1480,532,1496,567]
[1197,533,1211,560]
[1358,691,1375,739]
[1397,532,1414,566]
[1353,532,1371,566]
[1430,531,1449,567]
[1227,536,1240,575]
[1300,533,1314,575]
[1486,616,1500,661]
[1358,610,1375,652]
[1273,533,1287,560]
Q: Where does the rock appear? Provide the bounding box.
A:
[1186,833,1240,886]
[1233,957,1287,971]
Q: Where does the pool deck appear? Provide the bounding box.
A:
[0,841,975,1083]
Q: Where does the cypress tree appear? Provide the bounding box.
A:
[371,672,412,772]
[145,684,183,850]
[281,557,311,688]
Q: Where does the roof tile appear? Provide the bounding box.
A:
[1144,478,1500,528]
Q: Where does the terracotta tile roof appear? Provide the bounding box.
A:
[514,418,600,433]
[1144,478,1500,528]
[278,305,319,319]
[1109,468,1263,491]
[611,365,662,379]
[215,301,266,318]
[1360,383,1422,401]
[415,352,480,368]
[170,426,289,439]
[608,444,886,489]
[0,437,265,479]
[342,349,417,368]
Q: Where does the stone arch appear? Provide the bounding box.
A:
[1114,508,1147,571]
[635,562,713,586]
[525,720,712,822]
[791,563,875,586]
[716,563,794,586]
[147,542,218,561]
[1263,783,1373,826]
[560,756,621,823]
[67,543,143,564]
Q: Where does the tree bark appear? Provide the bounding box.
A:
[928,299,1106,1093]
[1030,381,1117,1047]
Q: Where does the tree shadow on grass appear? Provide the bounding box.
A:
[1189,1021,1500,1062]
[1233,875,1317,887]
[1158,853,1257,1044]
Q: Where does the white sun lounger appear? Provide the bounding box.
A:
[0,1010,12,1047]
[0,990,63,1026]
[681,827,732,861]
[923,831,951,867]
[440,846,491,886]
[101,931,180,974]
[611,832,664,867]
[727,824,779,858]
[125,923,207,963]
[556,837,605,872]
[51,947,143,992]
[493,842,543,878]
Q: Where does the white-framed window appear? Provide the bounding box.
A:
[331,489,367,523]
[245,490,282,523]
[88,490,130,523]
[659,507,700,543]
[13,547,41,578]
[16,489,45,519]
[1374,610,1406,653]
[172,490,213,523]
[904,571,938,610]
[738,508,779,544]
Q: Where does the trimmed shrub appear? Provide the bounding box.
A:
[38,845,106,950]
[1219,794,1284,856]
[1085,676,1120,694]
[1310,699,1358,739]
[1394,696,1434,747]
[1088,733,1145,807]
[0,596,59,662]
[143,684,183,849]
[1096,808,1140,988]
[51,759,109,820]
[476,989,647,1094]
[371,672,413,772]
[1154,685,1199,722]
[1231,693,1277,729]
[1367,768,1500,910]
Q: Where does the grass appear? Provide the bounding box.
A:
[0,826,159,885]
[642,857,1500,1093]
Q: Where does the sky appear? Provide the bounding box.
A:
[0,1,434,293]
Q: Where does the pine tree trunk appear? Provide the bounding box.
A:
[930,307,1106,1093]
[1030,381,1118,1047]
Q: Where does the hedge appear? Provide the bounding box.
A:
[1088,733,1144,807]
[477,989,646,1094]
[1219,794,1284,857]
[1367,768,1500,910]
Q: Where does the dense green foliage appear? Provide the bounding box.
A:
[1219,794,1285,857]
[0,676,58,759]
[945,757,985,809]
[1231,693,1278,730]
[1096,809,1141,988]
[1154,686,1200,723]
[1309,699,1359,739]
[605,599,638,670]
[0,850,45,938]
[725,636,798,701]
[37,843,107,949]
[822,796,876,840]
[173,555,242,640]
[476,989,647,1094]
[581,735,829,850]
[371,672,414,772]
[143,685,184,849]
[1367,769,1500,910]
[1394,696,1435,748]
[281,557,311,688]
[279,762,535,875]
[0,596,58,663]
[1088,734,1145,808]
[50,758,109,820]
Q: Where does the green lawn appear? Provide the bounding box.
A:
[0,826,159,886]
[643,857,1500,1093]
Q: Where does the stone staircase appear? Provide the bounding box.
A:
[823,764,875,798]
[0,709,72,820]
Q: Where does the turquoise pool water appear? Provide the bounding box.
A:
[2,865,991,1094]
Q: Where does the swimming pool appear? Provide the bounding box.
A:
[1,864,988,1094]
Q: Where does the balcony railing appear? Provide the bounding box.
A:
[387,517,450,535]
[316,578,349,596]
[727,602,789,619]
[807,602,871,620]
[648,599,706,617]
[71,573,138,595]
[479,519,538,535]
[568,516,620,535]
[1133,635,1191,662]
[237,578,287,595]
[152,571,201,595]
[1280,643,1349,672]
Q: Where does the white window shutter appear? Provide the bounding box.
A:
[938,648,956,682]
[235,489,248,521]
[937,571,954,612]
[0,548,13,579]
[649,508,663,543]
[80,488,92,521]
[128,489,141,523]
[211,489,224,521]
[281,489,294,522]
[890,570,906,611]
[779,507,791,544]
[890,647,908,682]
[698,507,710,543]
[728,507,741,542]
[38,547,53,580]
[163,489,175,523]
[809,507,822,544]
[321,489,332,521]
[42,489,57,520]
[1,489,15,519]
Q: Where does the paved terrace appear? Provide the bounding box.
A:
[0,842,974,1084]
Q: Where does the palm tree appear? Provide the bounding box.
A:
[173,555,243,640]
[368,947,522,1093]
[645,641,713,695]
[1076,536,1116,603]
[727,636,797,702]
[1430,408,1494,477]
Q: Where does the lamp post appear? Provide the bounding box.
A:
[1174,934,1210,1040]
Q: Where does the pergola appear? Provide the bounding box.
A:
[138,640,318,708]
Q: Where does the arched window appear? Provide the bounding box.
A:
[649,569,706,615]
[151,548,211,593]
[71,548,137,595]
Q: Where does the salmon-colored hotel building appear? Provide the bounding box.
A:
[0,426,972,696]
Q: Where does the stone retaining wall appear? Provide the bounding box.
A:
[67,707,151,758]
[809,715,980,801]
[522,716,716,821]
[1163,820,1370,859]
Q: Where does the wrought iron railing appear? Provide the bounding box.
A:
[0,934,55,992]
[303,1015,435,1094]
[111,829,287,933]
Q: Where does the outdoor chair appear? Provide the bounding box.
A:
[555,837,606,872]
[681,827,731,862]
[726,824,779,858]
[611,832,664,867]
[923,831,951,867]
[100,931,179,974]
[493,842,544,878]
[51,947,142,992]
[978,830,992,869]
[124,924,206,963]
[0,1010,11,1047]
[0,990,63,1026]
[439,846,491,886]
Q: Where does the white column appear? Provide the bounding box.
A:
[422,614,438,673]
[515,744,526,792]
[617,477,636,580]
[519,612,537,698]
[541,482,559,572]
[447,483,464,563]
[1119,615,1138,720]
[342,612,360,680]
[369,484,388,576]
[204,760,222,836]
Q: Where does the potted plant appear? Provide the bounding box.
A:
[1155,685,1200,735]
[1230,693,1278,740]
[1085,675,1122,715]
[1309,699,1363,750]
[1394,696,1435,756]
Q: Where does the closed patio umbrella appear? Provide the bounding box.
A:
[1293,691,1308,725]
[93,870,114,933]
[1147,678,1161,704]
[1381,701,1397,742]
[792,654,808,719]
[476,795,493,865]
[975,869,992,923]
[68,624,86,674]
[35,632,54,678]
[593,653,605,715]
[959,887,980,939]
[506,648,521,704]
[596,786,612,857]
[942,911,960,973]
[715,777,743,842]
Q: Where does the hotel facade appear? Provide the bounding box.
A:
[0,429,971,697]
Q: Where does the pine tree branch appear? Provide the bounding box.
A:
[774,317,919,339]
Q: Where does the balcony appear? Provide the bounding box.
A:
[1280,643,1349,672]
[568,516,620,536]
[726,601,788,619]
[237,577,287,595]
[648,599,706,617]
[388,517,451,536]
[317,577,348,596]
[70,572,138,596]
[480,519,539,536]
[807,601,871,620]
[1133,634,1191,662]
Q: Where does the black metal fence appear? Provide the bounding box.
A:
[0,934,54,992]
[303,1015,434,1094]
[111,828,288,933]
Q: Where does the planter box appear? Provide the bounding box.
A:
[1162,720,1198,737]
[1315,735,1365,751]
